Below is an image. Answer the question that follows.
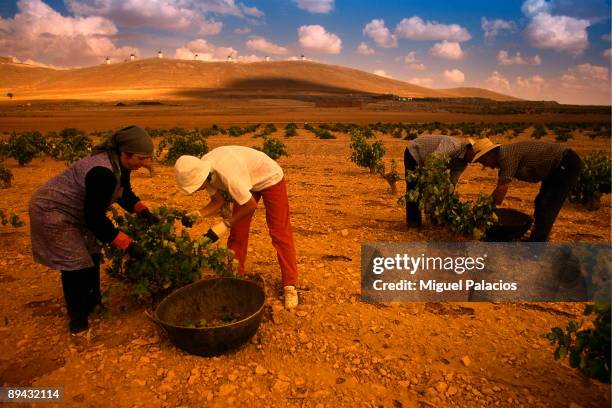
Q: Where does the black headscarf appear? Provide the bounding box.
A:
[91,125,153,183]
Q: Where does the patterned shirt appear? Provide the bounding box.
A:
[498,141,566,184]
[407,135,469,183]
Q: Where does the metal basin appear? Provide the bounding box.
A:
[485,208,533,241]
[154,277,265,356]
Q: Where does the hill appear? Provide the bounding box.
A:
[0,58,520,101]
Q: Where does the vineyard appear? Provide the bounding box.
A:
[0,121,610,407]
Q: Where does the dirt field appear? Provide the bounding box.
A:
[0,109,610,407]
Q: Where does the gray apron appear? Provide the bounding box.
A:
[29,153,123,271]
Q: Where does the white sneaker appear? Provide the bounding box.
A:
[283,286,299,309]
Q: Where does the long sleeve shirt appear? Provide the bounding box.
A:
[84,166,140,243]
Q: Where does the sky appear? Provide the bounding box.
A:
[0,0,610,104]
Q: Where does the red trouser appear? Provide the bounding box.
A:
[227,178,298,287]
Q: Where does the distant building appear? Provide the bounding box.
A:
[105,57,110,65]
[265,56,271,62]
[227,55,233,62]
[130,53,136,61]
[300,54,305,61]
[194,53,199,60]
[157,50,163,59]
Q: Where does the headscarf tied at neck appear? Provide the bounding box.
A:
[91,125,153,183]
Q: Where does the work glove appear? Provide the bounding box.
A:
[127,242,146,260]
[203,221,230,243]
[139,209,160,225]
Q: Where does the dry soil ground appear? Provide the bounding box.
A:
[0,105,610,408]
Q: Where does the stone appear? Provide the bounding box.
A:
[272,380,290,393]
[461,356,471,367]
[255,365,267,375]
[435,382,448,393]
[218,384,236,397]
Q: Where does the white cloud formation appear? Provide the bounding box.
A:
[403,52,417,63]
[522,0,590,55]
[481,17,516,41]
[408,77,434,87]
[357,42,375,55]
[430,41,464,60]
[516,75,546,92]
[497,50,541,65]
[485,71,512,92]
[395,16,471,42]
[373,69,392,78]
[298,25,342,54]
[294,0,334,13]
[444,69,465,84]
[236,54,265,62]
[65,0,263,33]
[234,27,251,35]
[246,36,288,55]
[239,4,263,17]
[572,63,609,80]
[175,38,237,61]
[198,19,223,35]
[0,0,137,67]
[403,52,426,70]
[409,63,426,71]
[522,0,551,17]
[604,48,612,57]
[363,19,397,48]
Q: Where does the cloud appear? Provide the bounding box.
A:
[363,19,397,48]
[444,69,465,84]
[175,38,237,61]
[373,69,392,78]
[357,42,375,55]
[395,16,471,42]
[403,52,426,70]
[572,63,609,80]
[485,71,512,92]
[0,0,137,67]
[497,50,541,65]
[298,25,341,54]
[409,77,434,87]
[430,41,464,60]
[604,48,611,57]
[403,52,417,63]
[521,0,551,17]
[558,64,610,102]
[294,0,334,13]
[198,19,223,35]
[234,27,251,35]
[481,17,516,41]
[516,75,546,92]
[522,0,591,55]
[408,63,426,71]
[65,0,262,31]
[239,4,263,17]
[246,36,288,55]
[236,54,265,62]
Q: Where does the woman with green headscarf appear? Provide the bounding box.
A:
[29,125,157,333]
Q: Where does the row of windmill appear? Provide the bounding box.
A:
[104,52,307,64]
